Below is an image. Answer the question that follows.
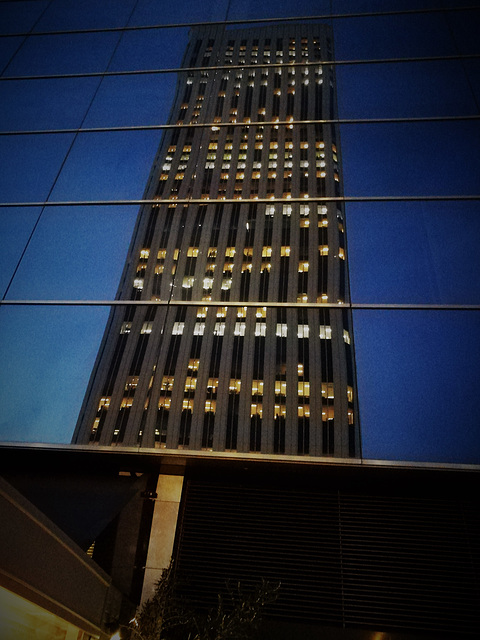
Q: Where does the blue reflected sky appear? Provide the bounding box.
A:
[0,0,479,462]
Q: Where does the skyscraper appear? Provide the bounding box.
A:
[73,22,360,459]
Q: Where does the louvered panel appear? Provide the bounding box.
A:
[174,478,480,636]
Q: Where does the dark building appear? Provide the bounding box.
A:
[73,23,360,459]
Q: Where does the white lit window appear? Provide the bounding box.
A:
[265,204,275,216]
[193,322,205,335]
[172,322,184,335]
[255,323,267,337]
[297,324,309,338]
[276,323,288,337]
[141,322,153,334]
[319,325,332,339]
[214,322,226,336]
[182,276,195,288]
[120,322,132,334]
[300,204,310,217]
[234,322,246,336]
[343,330,351,344]
[133,278,144,290]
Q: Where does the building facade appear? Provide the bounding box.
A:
[73,23,360,458]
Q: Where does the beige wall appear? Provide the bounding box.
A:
[141,474,184,604]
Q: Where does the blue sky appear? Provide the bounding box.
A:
[0,0,479,462]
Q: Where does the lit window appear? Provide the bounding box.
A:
[182,398,194,410]
[280,246,291,256]
[234,322,246,336]
[282,204,292,216]
[298,261,309,272]
[298,381,310,397]
[120,322,132,334]
[141,322,153,334]
[197,307,208,318]
[133,278,144,290]
[252,380,264,395]
[275,380,287,395]
[229,379,241,392]
[221,279,232,290]
[182,276,195,288]
[297,324,309,338]
[265,204,275,216]
[193,322,205,335]
[322,383,334,399]
[347,386,353,402]
[187,247,199,257]
[188,359,200,371]
[343,330,351,344]
[203,277,214,289]
[98,397,110,410]
[255,323,267,337]
[338,248,345,260]
[276,323,288,337]
[214,322,225,336]
[205,399,216,412]
[319,325,332,339]
[262,246,272,257]
[319,246,329,255]
[160,376,174,391]
[237,307,247,318]
[158,397,171,409]
[140,249,150,259]
[172,322,184,335]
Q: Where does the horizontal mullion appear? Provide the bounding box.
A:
[2,114,479,136]
[2,54,480,82]
[1,6,476,38]
[1,195,480,208]
[2,300,480,310]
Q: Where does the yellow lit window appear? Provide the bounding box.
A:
[280,246,291,256]
[182,399,194,411]
[216,307,227,318]
[158,397,171,409]
[229,379,241,392]
[160,376,174,391]
[184,377,197,391]
[251,404,263,418]
[347,386,354,402]
[188,359,200,371]
[98,397,110,410]
[120,397,133,409]
[187,247,199,257]
[322,383,334,399]
[319,245,329,255]
[297,363,303,376]
[298,261,309,272]
[348,409,354,425]
[225,247,236,257]
[205,399,216,412]
[275,380,287,395]
[298,381,310,397]
[322,406,335,420]
[251,380,264,395]
[274,404,286,417]
[262,246,272,257]
[338,248,345,260]
[237,306,247,318]
[297,405,310,418]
